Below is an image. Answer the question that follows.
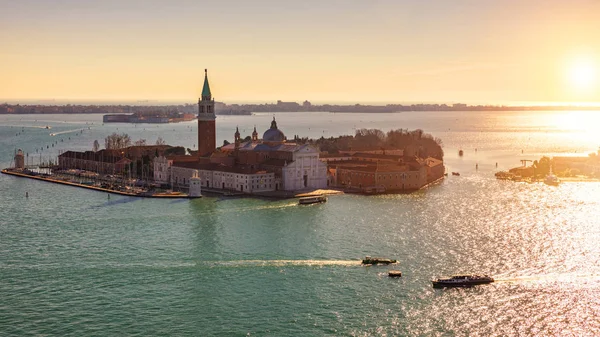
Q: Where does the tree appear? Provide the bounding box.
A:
[92,140,100,152]
[105,133,131,150]
[155,137,166,145]
[134,139,147,146]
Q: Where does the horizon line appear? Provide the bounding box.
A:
[2,99,600,108]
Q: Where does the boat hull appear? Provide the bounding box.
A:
[362,258,397,265]
[432,276,494,288]
[298,196,327,205]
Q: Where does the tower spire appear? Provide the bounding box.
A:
[202,69,212,100]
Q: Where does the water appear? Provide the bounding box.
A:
[1,111,600,336]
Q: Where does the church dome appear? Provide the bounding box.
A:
[262,117,285,142]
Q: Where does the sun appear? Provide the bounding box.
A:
[567,59,597,91]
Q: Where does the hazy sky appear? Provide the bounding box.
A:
[1,0,600,104]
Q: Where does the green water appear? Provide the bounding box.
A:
[1,112,600,336]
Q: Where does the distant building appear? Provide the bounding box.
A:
[276,100,301,110]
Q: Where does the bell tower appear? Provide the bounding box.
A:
[252,126,258,142]
[234,126,241,150]
[197,69,216,157]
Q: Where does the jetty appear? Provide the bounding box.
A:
[1,168,201,199]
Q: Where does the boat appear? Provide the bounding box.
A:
[298,195,327,205]
[458,149,464,156]
[452,172,460,176]
[361,256,397,265]
[544,167,560,186]
[388,270,402,277]
[432,275,494,288]
[544,174,560,186]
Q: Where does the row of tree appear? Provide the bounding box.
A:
[96,133,167,151]
[298,128,444,159]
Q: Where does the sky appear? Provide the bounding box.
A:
[1,0,600,105]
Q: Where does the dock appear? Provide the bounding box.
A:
[1,169,201,199]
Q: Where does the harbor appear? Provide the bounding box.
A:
[1,168,202,199]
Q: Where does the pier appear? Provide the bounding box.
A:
[1,169,201,199]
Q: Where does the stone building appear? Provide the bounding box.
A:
[58,150,132,175]
[154,70,328,194]
[326,152,443,192]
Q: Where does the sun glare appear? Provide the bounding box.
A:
[567,59,597,91]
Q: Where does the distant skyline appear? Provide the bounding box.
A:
[2,0,600,105]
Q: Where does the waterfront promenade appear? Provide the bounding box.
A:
[1,169,201,199]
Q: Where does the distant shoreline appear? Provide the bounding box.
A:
[2,102,600,115]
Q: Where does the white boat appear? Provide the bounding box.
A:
[298,195,327,205]
[544,166,560,186]
[544,174,560,186]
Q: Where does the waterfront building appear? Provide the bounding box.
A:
[167,161,276,193]
[58,150,132,175]
[152,71,328,194]
[157,117,327,193]
[417,157,445,182]
[58,145,173,176]
[221,118,328,191]
[325,152,443,192]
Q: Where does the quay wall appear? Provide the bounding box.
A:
[1,169,201,199]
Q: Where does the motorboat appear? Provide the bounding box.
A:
[432,275,494,288]
[451,172,460,176]
[298,195,327,205]
[544,167,560,186]
[362,256,397,265]
[458,149,464,156]
[544,174,560,186]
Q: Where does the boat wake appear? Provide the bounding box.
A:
[202,259,361,268]
[50,128,88,136]
[494,272,600,284]
[193,203,297,215]
[0,260,361,271]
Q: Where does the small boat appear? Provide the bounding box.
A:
[452,172,460,176]
[432,275,494,288]
[362,256,397,265]
[298,195,327,205]
[388,270,402,277]
[458,149,464,156]
[544,167,560,186]
[544,174,560,186]
[45,125,51,129]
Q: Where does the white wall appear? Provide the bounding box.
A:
[153,156,170,184]
[197,169,275,193]
[282,145,328,191]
